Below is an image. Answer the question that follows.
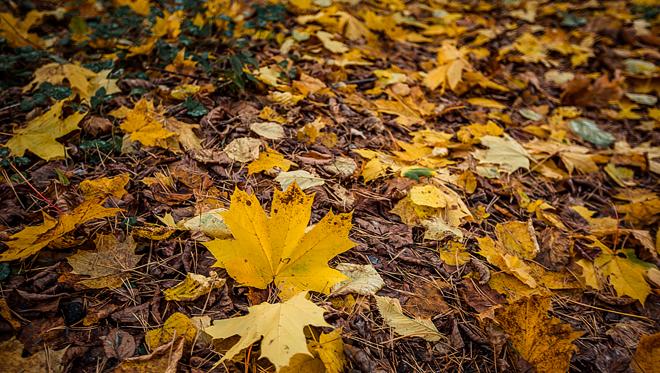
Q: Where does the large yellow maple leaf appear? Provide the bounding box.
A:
[205,291,331,371]
[203,183,355,299]
[4,100,85,160]
[494,295,583,373]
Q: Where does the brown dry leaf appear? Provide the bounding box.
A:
[114,337,184,373]
[403,280,451,319]
[561,74,623,107]
[101,329,136,360]
[67,234,142,289]
[493,295,583,373]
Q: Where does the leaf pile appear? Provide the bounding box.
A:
[0,0,658,372]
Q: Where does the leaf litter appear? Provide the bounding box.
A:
[0,0,658,372]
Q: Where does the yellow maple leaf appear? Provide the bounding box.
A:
[424,41,471,92]
[493,296,583,373]
[494,220,540,260]
[0,11,47,48]
[282,329,346,373]
[0,200,121,262]
[23,63,103,101]
[456,121,504,144]
[4,100,85,160]
[203,183,355,299]
[79,173,130,200]
[114,0,151,16]
[119,98,201,152]
[478,236,538,288]
[205,291,331,371]
[247,147,294,175]
[67,234,142,289]
[594,247,654,304]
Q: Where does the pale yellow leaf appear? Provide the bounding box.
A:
[205,292,331,371]
[331,263,385,296]
[375,295,444,342]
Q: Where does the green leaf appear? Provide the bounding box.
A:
[183,97,208,117]
[402,167,434,181]
[568,118,615,147]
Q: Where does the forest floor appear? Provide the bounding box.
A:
[0,0,659,372]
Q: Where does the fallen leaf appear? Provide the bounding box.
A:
[281,329,345,373]
[0,337,66,373]
[375,295,444,342]
[67,234,142,289]
[114,337,184,373]
[275,170,325,190]
[631,332,660,373]
[250,121,285,140]
[439,241,470,266]
[205,291,331,370]
[118,98,201,152]
[224,137,261,163]
[79,173,130,200]
[493,296,583,373]
[568,118,615,147]
[474,135,530,173]
[0,11,47,47]
[101,329,136,360]
[114,0,151,16]
[494,220,540,260]
[146,312,199,350]
[0,200,121,262]
[5,100,85,161]
[594,248,654,304]
[316,31,349,53]
[203,183,355,299]
[163,272,226,302]
[247,147,295,175]
[331,263,385,296]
